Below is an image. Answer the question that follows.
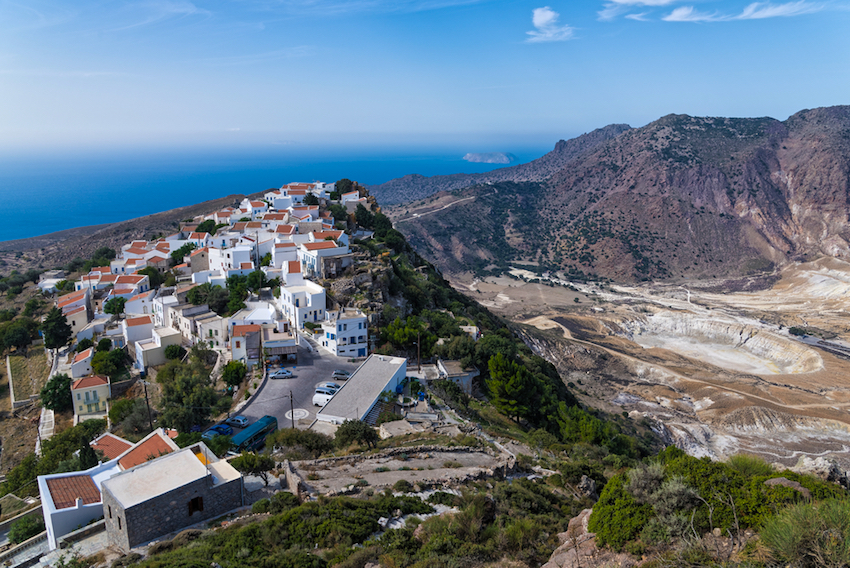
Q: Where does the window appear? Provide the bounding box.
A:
[189,496,204,516]
[235,340,241,348]
[76,393,81,400]
[87,404,93,413]
[108,506,112,519]
[118,517,121,530]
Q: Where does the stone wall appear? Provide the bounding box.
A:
[103,476,243,553]
[278,460,302,498]
[110,375,138,398]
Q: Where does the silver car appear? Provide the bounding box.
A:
[315,381,341,391]
[269,368,293,379]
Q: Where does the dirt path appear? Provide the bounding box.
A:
[394,194,489,223]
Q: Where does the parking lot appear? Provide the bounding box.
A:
[234,340,361,431]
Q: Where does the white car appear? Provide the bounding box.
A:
[312,390,335,407]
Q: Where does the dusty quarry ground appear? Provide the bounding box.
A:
[449,258,850,469]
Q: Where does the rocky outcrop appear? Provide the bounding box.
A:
[541,509,638,568]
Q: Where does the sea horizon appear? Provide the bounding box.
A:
[0,143,550,243]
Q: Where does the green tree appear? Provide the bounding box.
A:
[8,514,45,544]
[383,229,406,253]
[170,243,196,266]
[486,353,537,423]
[104,297,126,315]
[335,419,379,449]
[329,204,348,222]
[260,252,272,267]
[96,338,112,352]
[230,452,276,486]
[335,178,354,195]
[75,338,94,353]
[4,322,32,351]
[164,344,186,360]
[303,193,319,206]
[41,306,72,350]
[40,374,73,412]
[221,361,247,388]
[195,220,216,234]
[22,298,43,318]
[79,441,98,470]
[156,355,227,432]
[373,212,393,238]
[137,266,164,288]
[355,203,375,229]
[246,270,267,292]
[91,349,126,378]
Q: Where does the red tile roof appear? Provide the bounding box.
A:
[124,247,149,256]
[240,262,253,269]
[116,275,144,285]
[57,290,87,308]
[190,247,208,257]
[131,241,147,247]
[246,222,262,229]
[250,201,266,207]
[147,255,166,264]
[125,316,152,327]
[46,475,101,509]
[232,324,261,337]
[92,266,112,274]
[275,224,295,234]
[303,241,338,251]
[73,347,94,363]
[287,260,301,273]
[312,230,342,240]
[71,375,109,390]
[63,305,86,317]
[119,434,175,470]
[275,242,295,248]
[129,290,154,302]
[263,213,287,221]
[91,433,133,461]
[189,232,209,239]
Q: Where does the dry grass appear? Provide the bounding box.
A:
[0,494,38,522]
[8,351,50,400]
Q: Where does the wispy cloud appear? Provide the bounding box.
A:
[663,1,822,21]
[598,0,677,21]
[662,5,722,20]
[526,6,575,42]
[737,1,822,18]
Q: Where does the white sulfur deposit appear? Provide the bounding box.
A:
[621,311,823,375]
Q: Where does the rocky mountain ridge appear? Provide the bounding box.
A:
[368,123,631,205]
[390,105,850,282]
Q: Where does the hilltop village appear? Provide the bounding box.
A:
[1,179,849,568]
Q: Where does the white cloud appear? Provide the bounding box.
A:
[625,11,650,20]
[737,1,822,19]
[526,6,575,42]
[597,0,677,21]
[662,6,722,20]
[663,1,822,22]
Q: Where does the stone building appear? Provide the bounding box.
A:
[101,443,243,552]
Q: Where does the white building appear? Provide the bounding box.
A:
[316,355,407,425]
[320,309,368,358]
[278,262,326,329]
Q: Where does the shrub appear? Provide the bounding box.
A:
[164,344,186,360]
[393,479,413,492]
[427,491,460,507]
[727,454,774,478]
[443,460,462,469]
[267,428,334,459]
[761,499,850,568]
[588,473,653,550]
[9,514,45,544]
[335,420,379,449]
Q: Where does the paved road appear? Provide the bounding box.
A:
[235,342,361,430]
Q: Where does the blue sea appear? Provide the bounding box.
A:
[0,144,549,242]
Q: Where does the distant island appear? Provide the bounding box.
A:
[462,152,517,164]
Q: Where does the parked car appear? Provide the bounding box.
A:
[313,390,335,407]
[315,381,341,391]
[269,368,293,379]
[202,424,233,440]
[331,370,350,379]
[225,415,249,428]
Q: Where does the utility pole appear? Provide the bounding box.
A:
[288,391,295,429]
[417,330,421,372]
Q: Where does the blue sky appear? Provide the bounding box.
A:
[1,0,847,152]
